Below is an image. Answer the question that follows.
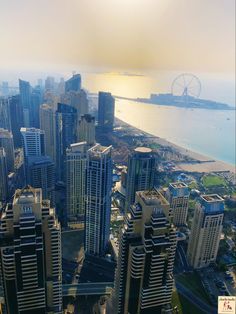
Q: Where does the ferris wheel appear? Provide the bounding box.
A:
[171,73,201,99]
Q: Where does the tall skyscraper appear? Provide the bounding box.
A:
[55,103,77,181]
[0,128,15,173]
[57,77,65,95]
[111,189,177,314]
[31,86,43,128]
[28,156,55,206]
[0,97,11,131]
[44,92,59,110]
[40,104,56,163]
[98,92,115,131]
[66,142,87,223]
[0,148,8,203]
[0,186,62,313]
[19,79,31,127]
[8,95,23,148]
[61,89,89,133]
[45,76,55,92]
[125,147,156,212]
[85,144,112,256]
[37,78,43,89]
[78,114,95,146]
[165,182,190,226]
[13,148,26,190]
[20,127,45,158]
[65,73,81,92]
[187,194,224,269]
[1,82,9,97]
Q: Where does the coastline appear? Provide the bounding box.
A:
[115,95,235,111]
[115,118,236,175]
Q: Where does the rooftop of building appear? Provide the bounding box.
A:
[28,156,54,166]
[169,182,188,189]
[201,194,224,203]
[20,127,43,133]
[88,143,112,156]
[14,186,41,205]
[66,73,81,81]
[98,91,112,96]
[0,128,12,137]
[68,142,87,153]
[138,189,169,206]
[80,114,95,122]
[40,103,54,110]
[70,142,87,148]
[134,147,152,154]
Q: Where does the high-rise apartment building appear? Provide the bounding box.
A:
[0,128,15,173]
[98,92,115,131]
[61,90,88,119]
[45,76,55,92]
[0,186,62,313]
[66,142,87,223]
[61,90,89,141]
[31,86,43,128]
[13,148,26,191]
[28,156,55,206]
[111,189,177,314]
[8,95,23,148]
[125,147,156,212]
[187,194,224,269]
[40,104,56,163]
[65,74,81,92]
[20,127,45,158]
[85,144,112,256]
[55,103,77,181]
[57,78,65,95]
[0,98,11,131]
[19,79,31,127]
[165,182,189,226]
[78,114,95,146]
[0,148,8,203]
[37,79,43,89]
[44,93,59,111]
[1,82,9,97]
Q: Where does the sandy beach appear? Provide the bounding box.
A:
[115,118,236,175]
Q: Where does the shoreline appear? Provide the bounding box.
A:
[115,118,236,175]
[114,95,235,111]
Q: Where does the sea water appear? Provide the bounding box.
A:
[115,99,235,165]
[82,72,235,165]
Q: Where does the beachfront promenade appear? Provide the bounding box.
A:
[113,118,235,175]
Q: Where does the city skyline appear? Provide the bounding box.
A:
[0,70,235,314]
[0,1,235,312]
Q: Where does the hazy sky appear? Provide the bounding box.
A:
[0,0,235,73]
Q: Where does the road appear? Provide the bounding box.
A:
[176,282,217,314]
[80,255,116,283]
[62,282,114,297]
[178,244,189,271]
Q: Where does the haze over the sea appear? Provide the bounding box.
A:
[0,0,234,76]
[0,0,234,165]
